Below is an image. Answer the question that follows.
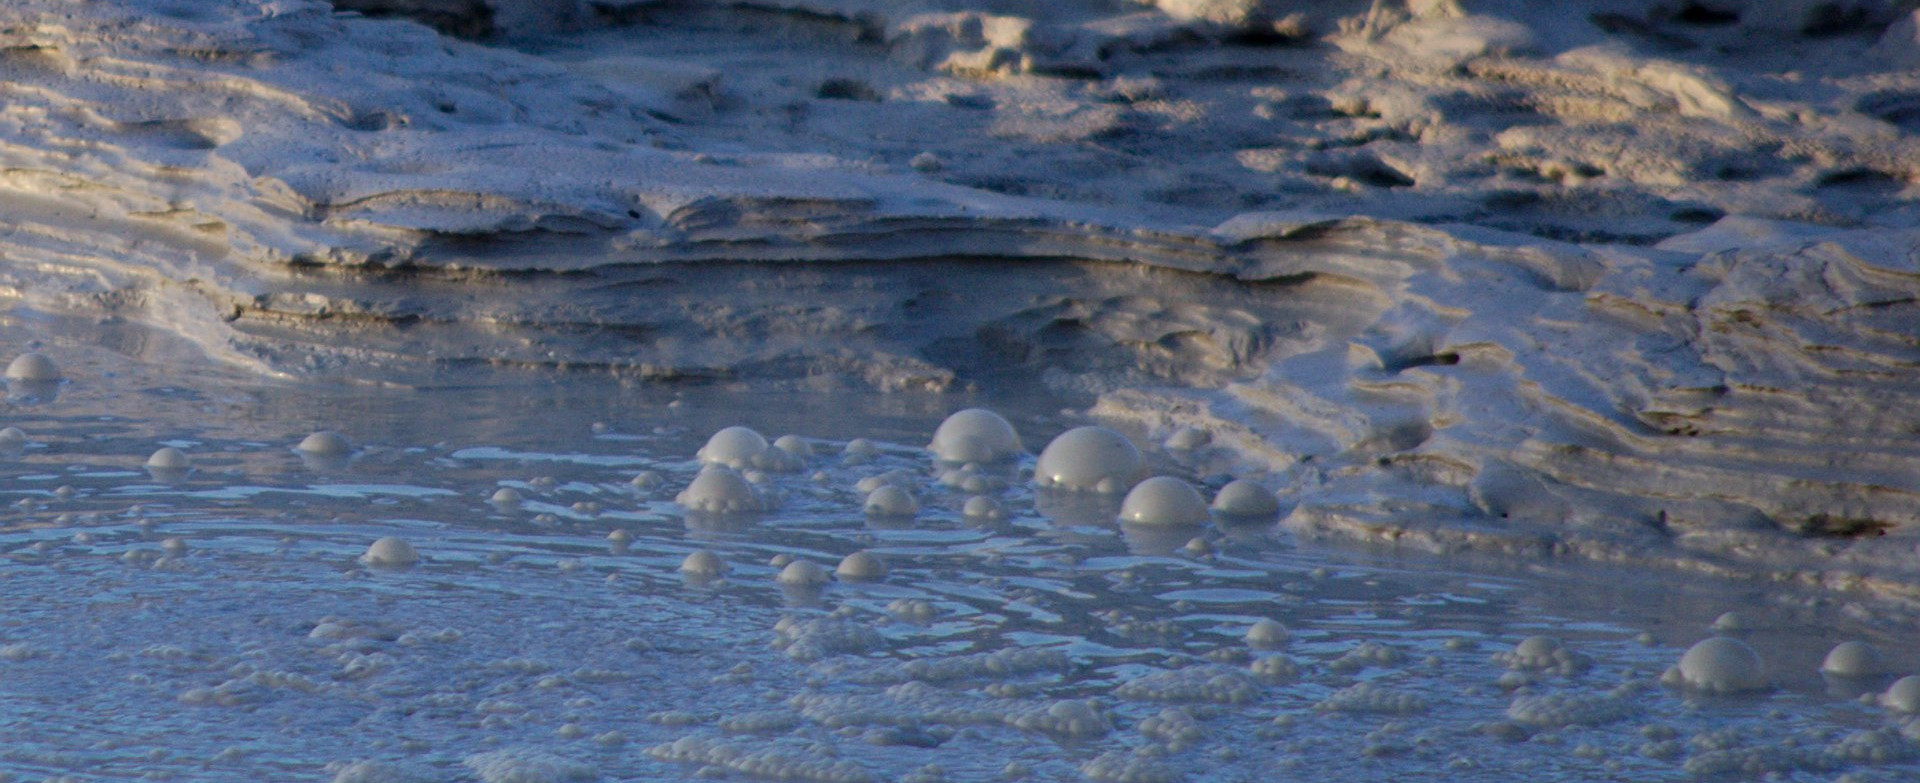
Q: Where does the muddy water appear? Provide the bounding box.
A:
[2,306,1919,783]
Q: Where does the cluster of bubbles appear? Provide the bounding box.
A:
[1654,632,1920,721]
[673,409,1285,541]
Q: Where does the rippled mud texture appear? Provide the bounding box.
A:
[3,1,1920,600]
[5,324,1920,781]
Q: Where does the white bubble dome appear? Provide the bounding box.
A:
[297,431,352,455]
[1882,675,1920,713]
[1664,637,1768,693]
[1118,476,1210,526]
[674,468,765,514]
[1033,426,1145,493]
[1822,641,1887,677]
[697,426,769,469]
[962,495,1006,520]
[362,536,420,567]
[681,549,727,576]
[146,447,191,470]
[0,427,26,448]
[864,485,919,517]
[1163,426,1211,451]
[1211,479,1280,518]
[772,434,813,457]
[490,487,525,505]
[835,551,888,581]
[776,559,830,585]
[1245,619,1290,648]
[1710,611,1755,632]
[927,408,1023,463]
[4,353,60,381]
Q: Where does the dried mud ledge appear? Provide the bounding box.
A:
[1,0,1919,600]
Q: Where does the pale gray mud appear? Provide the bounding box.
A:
[3,307,1920,783]
[7,1,1920,779]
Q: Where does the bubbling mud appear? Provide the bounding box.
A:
[0,323,1915,783]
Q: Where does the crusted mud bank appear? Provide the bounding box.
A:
[1,0,1918,594]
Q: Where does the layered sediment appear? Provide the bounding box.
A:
[2,0,1917,593]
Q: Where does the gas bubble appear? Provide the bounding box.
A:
[1663,637,1768,693]
[864,485,918,518]
[675,468,765,514]
[927,408,1022,463]
[1211,479,1280,519]
[296,431,352,456]
[1033,426,1145,493]
[835,551,888,581]
[1118,476,1209,526]
[362,536,420,567]
[4,353,59,381]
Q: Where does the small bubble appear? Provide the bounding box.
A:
[361,536,420,567]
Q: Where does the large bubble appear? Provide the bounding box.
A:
[146,447,191,471]
[297,431,353,456]
[1211,479,1280,519]
[962,495,1006,521]
[864,485,919,518]
[1033,426,1145,493]
[1118,476,1209,526]
[1882,675,1920,713]
[697,426,801,471]
[835,551,888,581]
[675,467,765,514]
[927,408,1022,463]
[776,559,830,586]
[1821,641,1887,678]
[701,425,767,466]
[4,353,59,381]
[1663,637,1768,694]
[1245,619,1290,648]
[681,550,727,577]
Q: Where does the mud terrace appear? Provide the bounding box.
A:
[2,0,1919,594]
